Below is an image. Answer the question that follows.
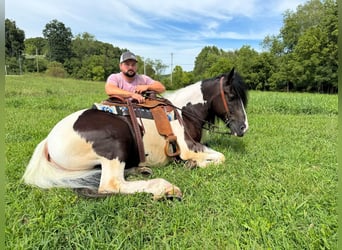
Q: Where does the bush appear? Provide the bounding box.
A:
[45,61,67,78]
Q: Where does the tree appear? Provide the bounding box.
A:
[171,66,184,89]
[138,58,168,81]
[280,0,324,53]
[193,46,222,80]
[235,45,259,89]
[261,0,337,92]
[5,19,25,74]
[71,32,99,60]
[5,19,25,58]
[64,32,123,80]
[152,59,168,80]
[24,37,48,73]
[204,51,235,79]
[24,37,47,55]
[43,19,73,63]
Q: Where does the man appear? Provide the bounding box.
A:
[105,51,166,103]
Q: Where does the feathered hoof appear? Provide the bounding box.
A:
[153,186,183,201]
[184,160,197,169]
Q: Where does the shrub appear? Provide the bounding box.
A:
[45,61,67,78]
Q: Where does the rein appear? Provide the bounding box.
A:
[219,76,230,114]
[144,88,231,135]
[219,76,232,130]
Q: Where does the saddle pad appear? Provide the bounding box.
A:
[92,103,176,121]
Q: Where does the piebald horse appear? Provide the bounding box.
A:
[23,68,248,200]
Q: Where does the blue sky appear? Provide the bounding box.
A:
[5,0,307,72]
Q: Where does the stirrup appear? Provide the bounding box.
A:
[164,135,180,157]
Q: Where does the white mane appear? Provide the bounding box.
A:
[163,81,206,108]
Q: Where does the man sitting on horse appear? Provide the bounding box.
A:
[105,51,166,103]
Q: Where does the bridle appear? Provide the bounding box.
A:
[219,76,231,127]
[144,78,234,135]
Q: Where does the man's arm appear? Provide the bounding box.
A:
[135,81,166,94]
[105,84,145,103]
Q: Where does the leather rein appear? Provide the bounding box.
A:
[219,76,232,129]
[219,76,230,115]
[147,77,232,135]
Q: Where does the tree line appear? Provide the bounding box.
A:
[5,0,337,93]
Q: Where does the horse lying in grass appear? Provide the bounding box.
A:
[23,68,248,200]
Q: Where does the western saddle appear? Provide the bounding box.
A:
[94,93,181,163]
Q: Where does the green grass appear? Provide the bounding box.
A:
[5,75,337,249]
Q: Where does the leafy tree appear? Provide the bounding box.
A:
[235,45,259,89]
[319,0,338,92]
[65,33,123,80]
[137,58,155,78]
[5,19,25,74]
[202,51,235,79]
[43,19,73,63]
[138,58,167,81]
[249,52,276,91]
[153,59,168,80]
[72,32,98,58]
[171,65,184,89]
[24,37,47,55]
[193,46,222,80]
[280,0,324,53]
[95,41,122,78]
[24,56,48,73]
[24,37,48,73]
[5,19,25,58]
[262,0,337,92]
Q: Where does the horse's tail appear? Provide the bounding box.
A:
[22,139,101,190]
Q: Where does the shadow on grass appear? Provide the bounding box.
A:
[204,136,246,154]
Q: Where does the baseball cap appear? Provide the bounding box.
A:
[120,51,138,63]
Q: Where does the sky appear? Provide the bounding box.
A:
[5,0,307,72]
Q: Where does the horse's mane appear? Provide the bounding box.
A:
[231,72,248,107]
[203,71,248,107]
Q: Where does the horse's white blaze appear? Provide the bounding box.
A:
[241,100,249,133]
[164,81,205,108]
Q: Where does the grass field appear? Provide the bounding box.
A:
[5,75,337,249]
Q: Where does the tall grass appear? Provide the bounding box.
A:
[5,75,337,249]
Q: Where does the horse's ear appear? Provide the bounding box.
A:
[226,67,235,85]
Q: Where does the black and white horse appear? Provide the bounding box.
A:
[23,68,248,199]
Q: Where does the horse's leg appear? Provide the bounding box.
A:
[98,157,182,200]
[180,148,225,167]
[170,123,225,167]
[124,166,153,177]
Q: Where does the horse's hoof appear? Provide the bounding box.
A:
[184,160,197,169]
[73,188,112,198]
[137,166,153,177]
[154,186,183,201]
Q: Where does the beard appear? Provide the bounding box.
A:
[123,70,136,78]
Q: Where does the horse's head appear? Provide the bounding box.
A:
[205,68,249,137]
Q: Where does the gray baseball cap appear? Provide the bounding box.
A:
[120,51,138,63]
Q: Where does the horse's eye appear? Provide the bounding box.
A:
[228,93,235,101]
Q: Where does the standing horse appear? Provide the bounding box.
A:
[23,68,248,200]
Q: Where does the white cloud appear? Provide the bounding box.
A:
[5,0,308,71]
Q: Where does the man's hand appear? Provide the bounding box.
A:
[135,85,149,94]
[131,93,145,103]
